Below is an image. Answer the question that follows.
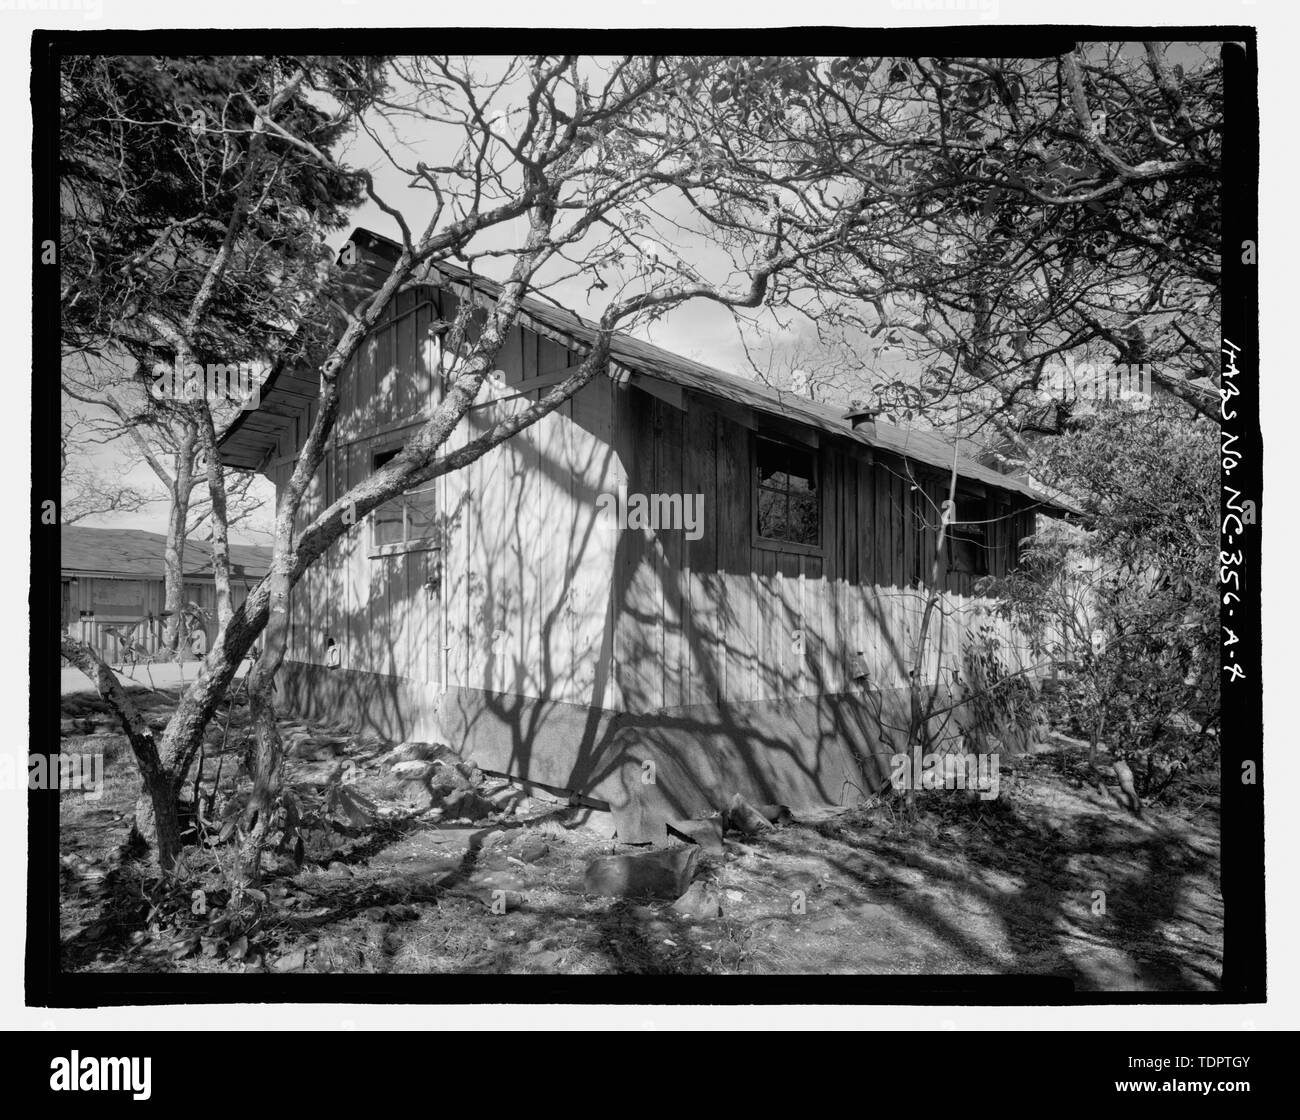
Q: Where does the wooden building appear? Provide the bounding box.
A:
[218,229,1065,840]
[61,527,269,662]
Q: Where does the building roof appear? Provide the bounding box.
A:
[219,226,1073,514]
[61,526,271,581]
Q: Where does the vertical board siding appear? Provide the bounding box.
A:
[283,284,619,710]
[269,279,1037,721]
[612,404,1039,710]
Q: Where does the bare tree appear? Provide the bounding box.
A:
[695,49,1221,450]
[63,54,883,877]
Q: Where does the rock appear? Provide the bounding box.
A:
[1112,760,1143,817]
[723,793,777,836]
[390,741,444,765]
[671,880,721,920]
[454,760,484,786]
[667,816,724,857]
[390,758,438,811]
[271,948,308,973]
[479,888,523,913]
[392,759,434,778]
[583,845,700,900]
[325,860,353,878]
[291,734,347,762]
[570,807,618,838]
[442,788,496,821]
[397,772,436,811]
[753,803,793,826]
[517,838,549,864]
[725,889,745,903]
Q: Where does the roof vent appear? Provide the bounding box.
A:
[843,399,880,431]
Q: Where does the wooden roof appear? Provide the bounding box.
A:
[219,227,1073,514]
[61,526,271,580]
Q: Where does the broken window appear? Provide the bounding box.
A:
[755,436,820,549]
[371,448,438,550]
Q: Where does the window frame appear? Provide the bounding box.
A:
[367,445,441,557]
[750,433,825,557]
[946,490,990,577]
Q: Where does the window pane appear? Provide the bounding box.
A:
[786,447,816,492]
[406,485,438,541]
[757,487,788,540]
[755,437,819,547]
[756,438,788,483]
[373,501,405,546]
[788,491,819,546]
[372,449,403,546]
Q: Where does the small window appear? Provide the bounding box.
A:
[948,494,989,576]
[754,436,820,549]
[371,448,438,550]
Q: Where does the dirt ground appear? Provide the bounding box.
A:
[56,679,1222,987]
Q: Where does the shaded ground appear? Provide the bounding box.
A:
[56,682,1221,987]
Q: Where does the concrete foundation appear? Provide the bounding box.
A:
[278,660,975,842]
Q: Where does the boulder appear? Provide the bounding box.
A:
[583,845,700,900]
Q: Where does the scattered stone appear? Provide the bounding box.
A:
[570,807,618,838]
[671,881,722,921]
[442,788,496,821]
[271,948,308,973]
[725,889,745,903]
[583,845,700,900]
[754,803,794,826]
[517,838,549,863]
[667,816,724,857]
[390,741,445,765]
[398,773,436,811]
[724,793,777,837]
[476,888,523,913]
[288,731,349,761]
[489,788,526,816]
[454,760,484,786]
[391,760,436,782]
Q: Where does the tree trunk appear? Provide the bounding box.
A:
[198,412,233,637]
[905,449,960,804]
[162,435,195,658]
[61,636,185,870]
[235,567,291,884]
